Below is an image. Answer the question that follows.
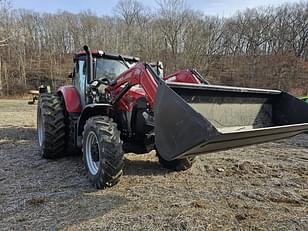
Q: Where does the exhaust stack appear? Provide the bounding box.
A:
[83,45,93,82]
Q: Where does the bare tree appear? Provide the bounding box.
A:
[114,0,144,52]
[0,0,308,96]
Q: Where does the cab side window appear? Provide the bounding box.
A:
[73,60,86,108]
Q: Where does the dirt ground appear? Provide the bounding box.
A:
[0,99,307,231]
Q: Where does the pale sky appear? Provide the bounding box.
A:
[11,0,303,17]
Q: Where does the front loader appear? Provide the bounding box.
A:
[37,46,308,189]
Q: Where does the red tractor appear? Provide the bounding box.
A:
[38,46,308,189]
[37,46,204,188]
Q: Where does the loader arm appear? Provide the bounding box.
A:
[106,62,159,109]
[106,64,206,108]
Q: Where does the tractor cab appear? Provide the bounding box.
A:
[71,49,140,108]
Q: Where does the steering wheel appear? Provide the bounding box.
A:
[89,78,110,88]
[100,78,111,85]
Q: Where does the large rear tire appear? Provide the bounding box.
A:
[65,113,81,155]
[82,116,124,189]
[37,94,66,159]
[157,151,196,171]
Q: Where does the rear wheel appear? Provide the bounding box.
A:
[65,113,81,155]
[82,116,124,189]
[37,94,66,158]
[157,151,196,171]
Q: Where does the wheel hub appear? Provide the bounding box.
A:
[37,108,44,147]
[85,131,100,175]
[90,143,99,162]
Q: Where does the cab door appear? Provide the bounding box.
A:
[73,59,87,108]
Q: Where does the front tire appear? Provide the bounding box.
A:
[37,94,66,158]
[157,151,196,171]
[82,116,124,189]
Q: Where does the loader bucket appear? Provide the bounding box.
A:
[154,81,308,161]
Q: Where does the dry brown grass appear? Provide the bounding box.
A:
[0,99,307,230]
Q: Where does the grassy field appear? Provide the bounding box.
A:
[0,99,307,230]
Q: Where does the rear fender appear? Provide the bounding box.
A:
[57,86,81,113]
[77,104,113,136]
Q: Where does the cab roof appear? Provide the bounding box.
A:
[75,49,140,62]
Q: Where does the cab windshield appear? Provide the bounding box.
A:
[95,58,135,81]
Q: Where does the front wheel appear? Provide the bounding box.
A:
[82,116,124,189]
[157,150,196,171]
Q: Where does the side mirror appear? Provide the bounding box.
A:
[68,72,73,79]
[39,85,51,94]
[156,61,164,78]
[157,61,164,70]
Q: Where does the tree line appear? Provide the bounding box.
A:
[0,0,308,96]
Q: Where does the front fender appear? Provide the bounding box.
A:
[77,104,113,135]
[57,86,81,113]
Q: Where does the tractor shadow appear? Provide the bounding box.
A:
[0,126,169,177]
[0,127,129,230]
[123,158,169,176]
[0,126,36,142]
[48,193,128,230]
